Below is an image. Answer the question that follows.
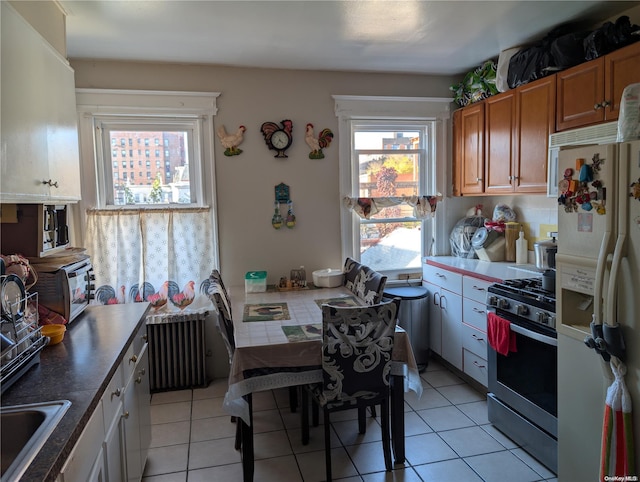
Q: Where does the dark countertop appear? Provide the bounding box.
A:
[1,303,150,482]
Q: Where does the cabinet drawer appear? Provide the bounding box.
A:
[462,298,487,332]
[463,349,488,387]
[123,324,148,383]
[102,363,124,429]
[423,264,462,294]
[462,276,492,304]
[462,323,488,358]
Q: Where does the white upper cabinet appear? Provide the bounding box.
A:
[1,2,81,203]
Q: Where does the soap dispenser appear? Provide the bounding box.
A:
[516,227,528,265]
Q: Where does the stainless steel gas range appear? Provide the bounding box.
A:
[486,277,557,474]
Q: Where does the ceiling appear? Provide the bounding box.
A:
[60,1,636,76]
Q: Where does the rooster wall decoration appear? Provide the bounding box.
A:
[305,123,333,159]
[217,125,246,156]
[261,120,293,158]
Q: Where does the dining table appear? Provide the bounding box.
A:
[222,284,423,482]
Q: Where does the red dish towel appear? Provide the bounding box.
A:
[487,312,517,356]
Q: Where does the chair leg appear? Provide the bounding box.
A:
[370,405,377,418]
[301,388,310,445]
[289,386,298,412]
[358,406,367,434]
[234,417,242,450]
[311,398,319,427]
[381,399,392,471]
[324,407,332,482]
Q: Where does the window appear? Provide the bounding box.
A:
[334,95,450,277]
[77,90,219,207]
[155,149,160,157]
[351,123,429,273]
[112,149,117,157]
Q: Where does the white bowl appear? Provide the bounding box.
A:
[312,269,344,288]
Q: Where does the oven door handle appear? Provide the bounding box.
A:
[509,323,558,347]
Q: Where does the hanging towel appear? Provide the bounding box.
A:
[487,312,517,356]
[601,359,636,480]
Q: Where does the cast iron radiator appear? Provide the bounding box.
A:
[146,312,208,392]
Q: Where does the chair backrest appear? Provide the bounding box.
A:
[206,269,235,363]
[353,266,387,305]
[343,257,362,293]
[319,298,399,405]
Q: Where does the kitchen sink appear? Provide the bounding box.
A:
[1,400,71,482]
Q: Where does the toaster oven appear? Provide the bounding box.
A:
[31,259,95,323]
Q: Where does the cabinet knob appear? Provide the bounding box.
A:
[476,177,483,182]
[473,360,486,368]
[129,354,138,363]
[123,411,130,419]
[135,376,142,384]
[472,286,486,292]
[142,334,148,342]
[602,100,611,108]
[111,387,122,398]
[41,179,59,188]
[471,333,484,342]
[472,307,485,314]
[594,102,603,110]
[139,368,146,376]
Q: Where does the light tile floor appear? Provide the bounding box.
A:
[142,358,558,482]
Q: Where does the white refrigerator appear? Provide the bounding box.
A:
[555,138,640,481]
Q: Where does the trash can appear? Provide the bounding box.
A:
[383,285,429,372]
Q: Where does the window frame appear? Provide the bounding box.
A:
[76,89,220,211]
[333,95,451,279]
[95,117,202,206]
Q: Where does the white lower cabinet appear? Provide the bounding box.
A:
[123,341,151,482]
[57,326,150,482]
[102,358,125,482]
[423,265,463,370]
[57,401,105,482]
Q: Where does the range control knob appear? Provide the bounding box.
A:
[497,298,510,309]
[536,311,548,324]
[487,296,498,307]
[516,304,528,316]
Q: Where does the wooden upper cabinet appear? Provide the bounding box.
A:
[484,91,515,194]
[556,57,605,131]
[604,41,640,120]
[514,75,556,193]
[458,103,485,195]
[557,41,640,131]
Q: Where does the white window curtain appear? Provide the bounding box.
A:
[85,208,215,314]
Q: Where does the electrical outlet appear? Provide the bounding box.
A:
[398,273,421,280]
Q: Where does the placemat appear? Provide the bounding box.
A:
[243,302,290,322]
[282,323,322,342]
[313,295,360,309]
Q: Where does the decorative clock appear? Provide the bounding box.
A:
[260,120,293,158]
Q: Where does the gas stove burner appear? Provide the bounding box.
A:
[498,277,555,302]
[487,277,556,330]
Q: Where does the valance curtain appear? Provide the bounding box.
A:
[85,208,215,314]
[343,194,442,220]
